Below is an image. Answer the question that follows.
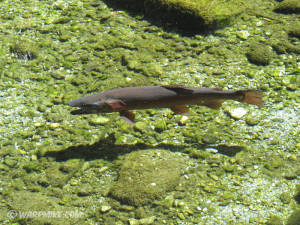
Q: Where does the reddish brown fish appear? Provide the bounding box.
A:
[69,85,262,124]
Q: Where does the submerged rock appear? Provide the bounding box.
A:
[286,209,300,225]
[108,0,245,31]
[265,215,283,225]
[7,191,80,225]
[226,107,247,119]
[109,149,186,206]
[246,42,274,66]
[288,26,300,38]
[9,39,39,60]
[45,164,71,188]
[274,0,300,14]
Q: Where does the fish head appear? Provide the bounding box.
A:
[69,99,111,115]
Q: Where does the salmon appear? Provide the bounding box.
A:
[69,85,262,124]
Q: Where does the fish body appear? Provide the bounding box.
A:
[69,85,262,123]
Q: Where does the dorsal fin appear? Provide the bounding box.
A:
[161,85,194,95]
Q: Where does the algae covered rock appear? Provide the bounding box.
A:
[109,0,245,31]
[286,209,300,225]
[145,0,245,30]
[9,38,39,60]
[246,42,274,66]
[45,164,72,188]
[7,191,82,225]
[109,149,186,206]
[265,215,283,225]
[274,0,300,14]
[288,26,300,38]
[294,185,300,204]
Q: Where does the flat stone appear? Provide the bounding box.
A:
[227,107,247,119]
[88,116,109,125]
[100,205,112,212]
[237,30,250,40]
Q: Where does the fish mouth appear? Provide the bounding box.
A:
[70,106,100,115]
[69,100,97,115]
[70,108,88,115]
[70,106,106,115]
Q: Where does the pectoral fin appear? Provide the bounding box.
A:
[200,100,223,109]
[120,110,135,124]
[107,99,127,110]
[161,85,194,95]
[170,105,189,115]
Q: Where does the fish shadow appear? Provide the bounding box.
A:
[44,135,244,162]
[43,135,188,162]
[215,145,244,157]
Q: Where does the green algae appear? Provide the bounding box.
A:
[8,38,39,60]
[264,156,284,171]
[151,0,244,26]
[109,150,186,206]
[23,161,42,173]
[246,42,274,66]
[286,209,300,225]
[7,191,83,225]
[265,215,283,225]
[110,0,245,31]
[274,0,300,14]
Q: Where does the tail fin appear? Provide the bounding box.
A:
[238,90,263,108]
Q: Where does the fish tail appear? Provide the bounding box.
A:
[237,90,263,108]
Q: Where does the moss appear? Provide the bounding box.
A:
[272,39,300,54]
[109,149,186,206]
[3,157,18,168]
[264,157,284,171]
[9,38,39,60]
[146,0,244,29]
[154,119,168,131]
[76,183,94,196]
[286,209,300,225]
[274,0,300,14]
[45,164,71,188]
[23,161,42,173]
[59,159,83,174]
[294,186,300,204]
[112,0,244,31]
[246,42,274,66]
[185,148,211,159]
[288,26,300,38]
[279,192,291,204]
[8,191,81,224]
[222,161,236,172]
